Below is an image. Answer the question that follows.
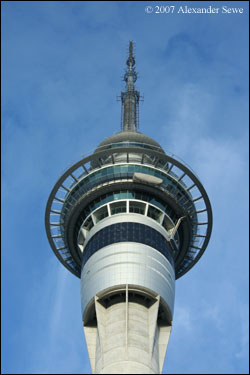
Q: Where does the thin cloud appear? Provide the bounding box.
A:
[2,2,249,375]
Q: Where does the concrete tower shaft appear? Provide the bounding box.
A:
[45,41,212,374]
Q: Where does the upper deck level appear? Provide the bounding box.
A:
[45,138,212,280]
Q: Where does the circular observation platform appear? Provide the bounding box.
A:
[45,133,212,280]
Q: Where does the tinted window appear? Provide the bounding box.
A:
[82,222,174,268]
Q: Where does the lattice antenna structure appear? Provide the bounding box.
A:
[121,41,140,132]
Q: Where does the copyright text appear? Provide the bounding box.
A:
[145,5,245,15]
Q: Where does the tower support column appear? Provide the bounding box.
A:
[84,288,172,374]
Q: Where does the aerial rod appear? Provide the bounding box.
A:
[126,40,135,68]
[124,40,137,84]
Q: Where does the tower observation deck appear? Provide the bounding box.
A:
[45,41,212,374]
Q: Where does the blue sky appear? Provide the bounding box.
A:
[2,1,249,374]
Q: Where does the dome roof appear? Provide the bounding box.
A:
[94,131,165,154]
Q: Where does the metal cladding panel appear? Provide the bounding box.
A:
[80,242,175,321]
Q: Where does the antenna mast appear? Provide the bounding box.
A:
[121,41,140,132]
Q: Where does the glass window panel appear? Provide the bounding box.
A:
[134,192,141,200]
[127,191,134,199]
[147,206,162,222]
[141,193,148,202]
[110,201,127,215]
[83,216,94,231]
[94,206,108,223]
[129,201,146,215]
[113,192,121,200]
[163,216,173,231]
[107,167,113,175]
[101,169,107,176]
[120,190,127,199]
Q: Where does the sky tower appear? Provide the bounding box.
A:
[45,41,212,374]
